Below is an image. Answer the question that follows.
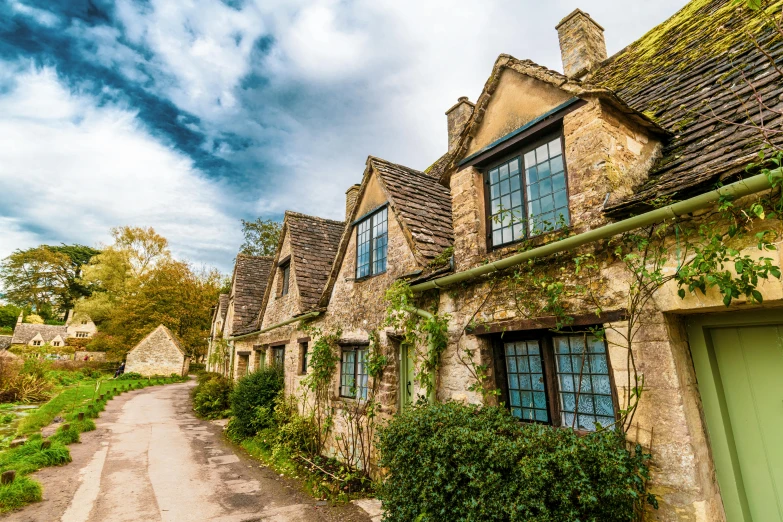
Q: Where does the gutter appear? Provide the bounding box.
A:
[228,311,322,341]
[410,170,781,293]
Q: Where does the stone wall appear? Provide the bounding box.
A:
[73,351,106,362]
[125,327,187,377]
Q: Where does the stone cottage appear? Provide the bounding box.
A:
[211,1,783,519]
[125,325,190,377]
[206,293,229,373]
[9,311,97,349]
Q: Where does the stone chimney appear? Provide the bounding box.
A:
[556,9,607,79]
[446,96,474,153]
[17,312,23,325]
[345,184,361,220]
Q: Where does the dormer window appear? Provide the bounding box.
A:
[32,340,42,346]
[356,207,388,279]
[486,132,569,248]
[280,260,290,296]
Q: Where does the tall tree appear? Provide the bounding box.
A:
[239,218,282,256]
[0,244,100,316]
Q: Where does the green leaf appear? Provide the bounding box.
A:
[677,288,686,299]
[752,290,763,303]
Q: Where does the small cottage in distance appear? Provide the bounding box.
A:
[125,325,190,377]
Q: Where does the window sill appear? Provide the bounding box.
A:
[489,225,574,255]
[353,270,387,283]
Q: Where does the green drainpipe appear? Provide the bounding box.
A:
[403,305,438,404]
[410,170,781,293]
[401,169,781,401]
[227,310,322,341]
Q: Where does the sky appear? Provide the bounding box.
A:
[0,0,688,273]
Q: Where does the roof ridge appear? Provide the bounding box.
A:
[285,210,345,225]
[236,253,274,260]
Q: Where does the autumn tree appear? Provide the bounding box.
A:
[0,244,100,318]
[239,218,282,256]
[77,226,222,359]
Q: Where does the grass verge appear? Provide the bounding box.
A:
[0,375,186,514]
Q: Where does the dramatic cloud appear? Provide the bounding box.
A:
[0,0,688,272]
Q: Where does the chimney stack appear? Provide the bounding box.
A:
[16,312,23,325]
[556,9,607,79]
[446,96,474,153]
[345,184,361,220]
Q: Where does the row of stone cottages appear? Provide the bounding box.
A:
[207,2,783,520]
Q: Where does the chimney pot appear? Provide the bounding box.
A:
[445,96,475,153]
[556,9,607,79]
[345,184,361,220]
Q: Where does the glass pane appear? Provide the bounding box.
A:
[535,144,548,162]
[554,334,615,432]
[511,191,522,209]
[504,340,548,423]
[524,151,535,167]
[550,155,564,174]
[510,174,521,192]
[538,161,551,179]
[527,166,537,183]
[548,137,562,157]
[490,183,499,199]
[554,190,568,209]
[553,172,566,192]
[490,168,499,184]
[499,163,509,180]
[500,179,510,196]
[509,158,520,174]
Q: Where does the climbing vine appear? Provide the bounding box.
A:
[384,281,449,401]
[299,325,341,455]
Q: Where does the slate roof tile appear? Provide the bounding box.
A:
[0,335,12,351]
[370,157,454,262]
[231,255,273,335]
[10,324,68,345]
[590,0,783,214]
[287,212,345,311]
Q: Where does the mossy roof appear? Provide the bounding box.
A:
[591,0,783,214]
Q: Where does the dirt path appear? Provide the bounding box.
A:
[1,380,372,522]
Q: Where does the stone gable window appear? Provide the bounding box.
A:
[355,207,388,279]
[279,259,291,296]
[340,346,368,400]
[493,330,616,431]
[76,331,89,338]
[485,132,569,248]
[32,340,42,346]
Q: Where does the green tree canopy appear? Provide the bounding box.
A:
[239,218,282,256]
[0,244,100,317]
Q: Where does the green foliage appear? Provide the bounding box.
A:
[228,367,284,438]
[0,437,72,475]
[299,326,340,454]
[115,372,143,380]
[239,218,283,256]
[192,372,233,419]
[0,358,53,404]
[385,281,449,400]
[0,475,42,513]
[0,304,22,330]
[377,402,655,522]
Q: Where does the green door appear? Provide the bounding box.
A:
[688,311,783,521]
[399,344,415,411]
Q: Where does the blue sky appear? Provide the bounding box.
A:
[0,0,687,273]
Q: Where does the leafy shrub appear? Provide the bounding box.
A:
[0,357,52,403]
[192,373,232,419]
[189,362,206,373]
[228,367,283,438]
[115,372,142,380]
[0,475,42,513]
[270,394,319,455]
[376,402,654,522]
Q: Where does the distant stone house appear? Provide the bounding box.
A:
[9,312,97,349]
[125,325,190,377]
[205,293,229,372]
[215,254,273,378]
[213,2,783,520]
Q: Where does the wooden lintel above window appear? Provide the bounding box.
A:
[236,351,251,356]
[277,255,291,267]
[297,336,311,343]
[467,309,627,335]
[337,338,371,346]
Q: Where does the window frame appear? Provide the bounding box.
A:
[300,341,309,374]
[491,329,619,431]
[279,259,291,297]
[272,345,285,371]
[483,130,571,250]
[339,345,369,400]
[75,331,89,338]
[354,206,389,280]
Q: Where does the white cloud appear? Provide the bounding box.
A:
[9,0,60,28]
[0,64,241,270]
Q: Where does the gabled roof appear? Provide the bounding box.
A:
[439,54,667,185]
[231,255,273,336]
[128,324,185,357]
[591,0,783,214]
[10,323,68,345]
[218,294,229,323]
[319,156,454,307]
[287,212,345,311]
